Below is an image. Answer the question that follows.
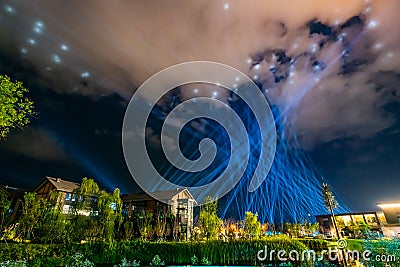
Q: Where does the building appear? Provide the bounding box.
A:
[316,212,382,238]
[0,184,25,222]
[122,188,197,239]
[377,201,400,237]
[34,176,81,215]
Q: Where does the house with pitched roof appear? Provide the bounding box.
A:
[34,176,81,214]
[122,188,197,239]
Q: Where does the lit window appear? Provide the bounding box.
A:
[65,193,71,201]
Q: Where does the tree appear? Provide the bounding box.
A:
[0,75,34,139]
[97,188,123,242]
[322,182,348,267]
[16,192,47,240]
[36,190,68,244]
[322,182,340,238]
[71,177,99,215]
[136,209,153,240]
[199,196,222,240]
[243,211,261,240]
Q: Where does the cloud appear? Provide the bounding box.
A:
[0,126,71,161]
[0,0,399,147]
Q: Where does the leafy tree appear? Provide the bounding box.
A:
[16,192,47,240]
[71,177,99,215]
[98,188,123,241]
[154,210,167,240]
[243,211,261,240]
[0,75,34,139]
[199,196,222,240]
[36,191,68,244]
[136,210,153,240]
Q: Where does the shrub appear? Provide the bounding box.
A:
[200,256,211,265]
[190,255,199,265]
[0,261,27,267]
[65,252,95,267]
[149,255,164,266]
[114,258,140,267]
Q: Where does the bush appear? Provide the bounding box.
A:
[0,237,310,266]
[65,252,95,267]
[114,258,140,267]
[0,261,27,267]
[361,239,400,267]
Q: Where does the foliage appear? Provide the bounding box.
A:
[199,196,222,240]
[243,211,261,239]
[190,255,199,265]
[149,255,164,266]
[200,256,211,265]
[0,238,309,266]
[98,188,123,242]
[16,192,48,240]
[114,258,140,267]
[65,252,95,267]
[0,261,27,267]
[135,210,153,240]
[0,75,34,139]
[71,178,99,215]
[36,191,68,244]
[321,183,338,211]
[361,239,400,267]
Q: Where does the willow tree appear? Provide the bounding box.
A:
[199,196,222,240]
[98,188,122,242]
[0,75,34,139]
[69,178,100,242]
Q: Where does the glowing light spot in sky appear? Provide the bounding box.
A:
[193,88,198,93]
[311,43,318,53]
[53,54,61,63]
[374,43,383,50]
[60,44,69,51]
[28,38,36,45]
[386,52,393,58]
[5,5,15,14]
[20,48,27,54]
[368,20,378,29]
[253,75,258,80]
[235,76,240,82]
[212,91,218,97]
[223,3,229,10]
[254,64,260,70]
[81,71,90,78]
[33,21,44,34]
[246,58,252,64]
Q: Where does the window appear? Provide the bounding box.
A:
[65,193,71,201]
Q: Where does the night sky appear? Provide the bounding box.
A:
[0,0,399,212]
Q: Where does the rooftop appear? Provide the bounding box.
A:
[44,176,80,192]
